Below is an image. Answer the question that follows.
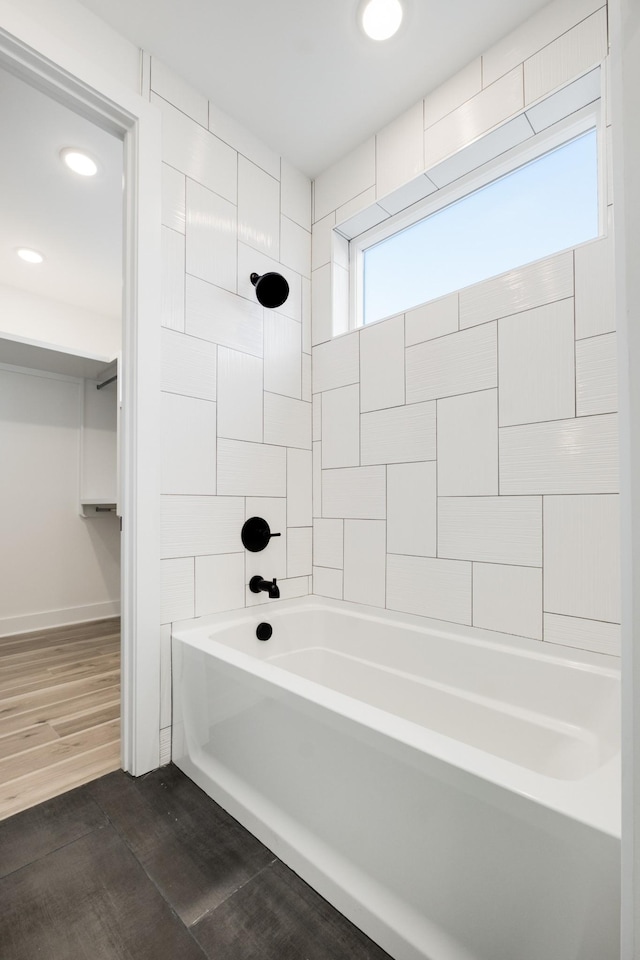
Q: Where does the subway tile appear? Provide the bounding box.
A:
[238,243,302,323]
[376,102,425,200]
[186,180,237,293]
[162,163,185,233]
[524,8,608,105]
[264,312,301,399]
[498,300,575,426]
[473,563,542,639]
[264,393,311,449]
[281,159,312,230]
[185,276,263,357]
[280,216,311,278]
[160,393,216,495]
[302,353,311,402]
[437,389,498,496]
[459,251,574,328]
[195,553,245,616]
[500,414,618,494]
[525,67,601,133]
[160,625,172,728]
[311,263,332,346]
[161,227,185,331]
[287,449,312,527]
[322,384,360,468]
[160,495,244,558]
[312,331,359,392]
[313,566,343,599]
[543,612,621,656]
[312,394,321,441]
[238,156,280,259]
[151,58,208,126]
[438,496,542,566]
[208,100,280,180]
[424,58,482,128]
[322,466,386,519]
[544,494,620,623]
[217,439,286,497]
[312,213,336,271]
[361,401,436,465]
[405,293,458,345]
[161,329,217,401]
[360,314,405,412]
[344,520,386,607]
[427,114,533,189]
[424,68,523,169]
[575,237,615,339]
[387,461,436,557]
[482,0,604,87]
[406,322,496,403]
[313,441,322,517]
[153,93,237,201]
[245,497,287,581]
[313,519,344,568]
[576,333,618,416]
[376,174,438,216]
[160,558,194,624]
[333,263,350,338]
[217,347,263,442]
[287,527,312,578]
[387,555,472,624]
[313,138,376,222]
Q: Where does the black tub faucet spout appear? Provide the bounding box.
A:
[249,575,280,599]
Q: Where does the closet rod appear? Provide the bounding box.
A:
[96,374,117,390]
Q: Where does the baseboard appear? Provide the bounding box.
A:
[0,600,121,637]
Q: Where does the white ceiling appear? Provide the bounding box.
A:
[0,65,123,319]
[77,0,552,178]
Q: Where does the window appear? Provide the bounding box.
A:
[350,108,602,328]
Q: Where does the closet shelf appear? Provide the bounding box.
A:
[0,331,115,380]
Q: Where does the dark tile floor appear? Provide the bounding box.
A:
[0,763,393,960]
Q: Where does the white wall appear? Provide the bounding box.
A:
[310,0,618,657]
[0,365,120,634]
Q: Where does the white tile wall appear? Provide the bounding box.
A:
[438,497,542,566]
[161,329,217,401]
[376,102,425,200]
[264,393,311,449]
[160,393,216,495]
[498,300,575,426]
[186,180,237,293]
[281,216,311,278]
[387,462,437,557]
[161,227,185,331]
[361,401,436,465]
[217,347,263,442]
[500,414,618,494]
[322,466,386,519]
[217,439,286,497]
[575,237,615,339]
[287,449,313,527]
[312,331,359,393]
[313,518,344,568]
[313,138,376,222]
[313,566,343,599]
[405,294,458,346]
[162,163,186,233]
[311,263,332,346]
[524,8,608,104]
[312,213,336,271]
[406,322,497,403]
[387,555,472,624]
[185,276,263,356]
[195,553,245,616]
[264,312,302,398]
[313,441,322,517]
[576,333,618,416]
[160,558,194,624]
[321,385,360,468]
[544,494,620,623]
[437,390,498,496]
[543,613,620,656]
[208,100,281,180]
[281,159,312,230]
[287,527,313,578]
[245,497,287,581]
[424,58,482,128]
[360,315,405,412]
[160,495,244,558]
[151,58,208,126]
[238,156,280,258]
[343,520,386,607]
[473,563,543,639]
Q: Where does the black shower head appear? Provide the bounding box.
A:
[250,271,290,309]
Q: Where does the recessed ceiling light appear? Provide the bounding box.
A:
[16,248,44,264]
[361,0,403,40]
[61,148,98,177]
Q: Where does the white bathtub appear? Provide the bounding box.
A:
[172,596,620,960]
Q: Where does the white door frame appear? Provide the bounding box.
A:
[0,5,162,776]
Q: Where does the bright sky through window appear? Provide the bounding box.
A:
[362,130,598,325]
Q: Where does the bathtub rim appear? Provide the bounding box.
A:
[172,595,621,838]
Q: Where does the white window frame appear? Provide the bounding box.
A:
[347,91,605,331]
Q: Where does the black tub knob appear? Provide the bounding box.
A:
[242,517,281,552]
[256,622,272,641]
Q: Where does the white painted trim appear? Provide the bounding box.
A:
[0,4,162,777]
[0,601,122,638]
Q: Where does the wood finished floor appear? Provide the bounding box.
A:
[0,764,393,960]
[0,618,120,821]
